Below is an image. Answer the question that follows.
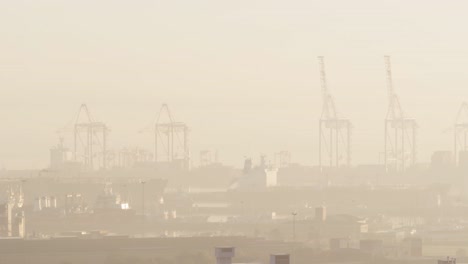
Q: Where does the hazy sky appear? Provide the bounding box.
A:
[1,0,468,169]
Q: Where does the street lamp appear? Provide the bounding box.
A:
[292,211,297,242]
[140,179,146,237]
[291,211,298,264]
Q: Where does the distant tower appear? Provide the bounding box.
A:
[383,56,417,172]
[318,56,352,170]
[454,102,468,166]
[215,247,235,264]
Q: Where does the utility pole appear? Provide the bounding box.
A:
[140,179,146,237]
[291,211,298,264]
[292,211,297,242]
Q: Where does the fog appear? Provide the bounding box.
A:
[1,1,468,264]
[1,1,468,168]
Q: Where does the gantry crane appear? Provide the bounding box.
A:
[384,56,417,172]
[318,56,352,170]
[139,104,190,170]
[454,102,468,165]
[72,104,109,170]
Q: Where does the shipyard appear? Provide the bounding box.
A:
[2,1,468,264]
[1,98,468,263]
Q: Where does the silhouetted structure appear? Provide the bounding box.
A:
[454,102,468,166]
[72,104,109,170]
[318,56,352,170]
[154,104,190,170]
[384,56,417,172]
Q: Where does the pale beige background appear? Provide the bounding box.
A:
[0,0,466,169]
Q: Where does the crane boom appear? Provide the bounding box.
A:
[318,56,328,102]
[384,56,394,104]
[318,56,337,120]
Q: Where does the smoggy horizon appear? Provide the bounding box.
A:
[2,1,468,169]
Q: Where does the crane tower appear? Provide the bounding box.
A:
[454,102,468,165]
[73,104,109,171]
[384,56,417,172]
[318,56,352,170]
[154,104,190,170]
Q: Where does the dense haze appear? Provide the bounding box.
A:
[1,0,468,169]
